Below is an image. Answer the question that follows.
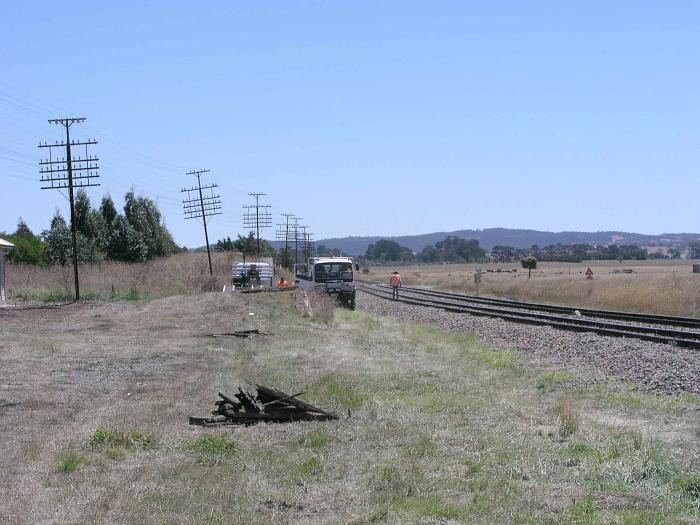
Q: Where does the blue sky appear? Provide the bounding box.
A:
[1,1,698,247]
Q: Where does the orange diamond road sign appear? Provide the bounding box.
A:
[585,268,593,279]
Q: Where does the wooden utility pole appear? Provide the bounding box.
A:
[243,193,272,260]
[292,216,302,266]
[39,118,100,300]
[181,169,222,276]
[276,213,295,269]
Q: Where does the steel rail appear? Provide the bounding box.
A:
[356,283,700,349]
[358,280,700,329]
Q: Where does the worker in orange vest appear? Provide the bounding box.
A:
[389,271,401,300]
[277,276,289,288]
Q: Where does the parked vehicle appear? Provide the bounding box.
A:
[295,256,356,309]
[232,262,274,289]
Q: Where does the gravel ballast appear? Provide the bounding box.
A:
[357,291,700,396]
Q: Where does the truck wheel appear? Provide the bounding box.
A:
[349,300,356,310]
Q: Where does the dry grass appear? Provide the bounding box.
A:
[306,289,337,325]
[0,291,698,523]
[363,260,700,316]
[5,252,241,301]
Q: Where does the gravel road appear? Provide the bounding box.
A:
[357,291,700,397]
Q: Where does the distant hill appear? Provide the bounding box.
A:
[272,228,700,256]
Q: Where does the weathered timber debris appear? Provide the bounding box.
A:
[189,384,339,426]
[208,329,270,338]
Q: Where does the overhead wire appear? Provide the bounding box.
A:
[0,81,314,244]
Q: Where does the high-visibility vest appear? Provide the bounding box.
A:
[390,274,401,287]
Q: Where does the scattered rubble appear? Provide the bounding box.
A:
[189,384,338,426]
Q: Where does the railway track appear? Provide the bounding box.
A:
[356,281,700,349]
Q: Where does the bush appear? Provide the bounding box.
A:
[56,451,85,473]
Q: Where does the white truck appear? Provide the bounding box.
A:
[295,256,356,309]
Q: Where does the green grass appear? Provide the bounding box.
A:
[536,370,581,392]
[56,451,85,473]
[88,427,155,449]
[673,475,700,501]
[297,428,334,449]
[306,372,368,411]
[187,435,238,460]
[569,496,598,524]
[398,495,470,520]
[295,456,323,478]
[403,433,437,459]
[369,465,419,505]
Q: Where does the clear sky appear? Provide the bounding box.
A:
[1,1,698,247]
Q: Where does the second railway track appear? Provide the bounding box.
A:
[356,281,700,349]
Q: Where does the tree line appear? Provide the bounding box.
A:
[362,237,487,264]
[1,190,181,265]
[492,243,660,263]
[361,238,700,264]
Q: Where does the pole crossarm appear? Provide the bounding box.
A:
[181,169,219,275]
[242,192,273,259]
[38,117,99,301]
[39,139,98,148]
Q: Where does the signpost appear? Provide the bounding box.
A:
[474,269,482,296]
[585,268,594,280]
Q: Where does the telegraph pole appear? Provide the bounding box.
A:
[39,118,99,300]
[305,230,314,260]
[181,169,222,275]
[243,192,272,260]
[276,213,295,269]
[292,216,302,266]
[299,225,309,262]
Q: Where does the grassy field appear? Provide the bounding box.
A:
[0,291,698,524]
[4,252,241,302]
[362,259,700,317]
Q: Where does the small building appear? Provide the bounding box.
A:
[0,237,15,301]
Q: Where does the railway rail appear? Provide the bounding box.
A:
[356,281,700,349]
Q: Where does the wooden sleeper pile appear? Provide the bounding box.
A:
[189,384,338,426]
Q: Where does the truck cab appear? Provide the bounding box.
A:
[296,256,356,309]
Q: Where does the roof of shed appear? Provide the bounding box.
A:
[0,237,15,250]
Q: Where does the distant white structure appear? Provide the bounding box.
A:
[0,237,15,301]
[231,260,274,289]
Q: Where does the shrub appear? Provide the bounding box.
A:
[56,451,85,473]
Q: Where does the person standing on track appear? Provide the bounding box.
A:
[390,271,402,300]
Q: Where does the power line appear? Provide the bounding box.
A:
[38,117,100,301]
[181,169,221,276]
[243,192,272,260]
[276,212,295,269]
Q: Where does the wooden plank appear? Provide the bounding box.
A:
[217,392,241,409]
[255,384,338,419]
[262,391,305,407]
[235,387,261,412]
